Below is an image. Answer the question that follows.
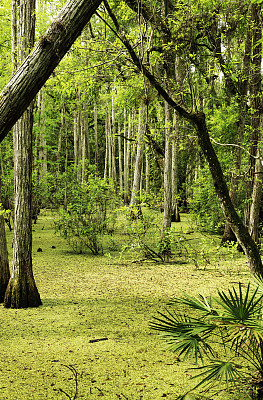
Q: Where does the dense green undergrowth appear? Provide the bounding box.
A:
[0,211,250,399]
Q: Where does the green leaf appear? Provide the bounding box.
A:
[169,292,217,315]
[215,283,263,323]
[190,359,250,393]
[150,311,216,363]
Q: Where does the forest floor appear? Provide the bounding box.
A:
[0,211,251,399]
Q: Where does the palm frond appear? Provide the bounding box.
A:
[150,311,216,363]
[169,292,217,316]
[251,275,263,295]
[190,359,251,394]
[215,283,263,323]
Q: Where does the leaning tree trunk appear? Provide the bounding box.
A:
[0,0,103,143]
[4,0,41,308]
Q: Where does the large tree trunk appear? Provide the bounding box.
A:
[0,0,103,143]
[5,103,42,308]
[4,0,42,308]
[0,176,10,303]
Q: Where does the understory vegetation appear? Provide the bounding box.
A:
[0,210,251,400]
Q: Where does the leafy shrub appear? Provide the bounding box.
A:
[120,207,186,262]
[55,169,120,254]
[189,167,225,234]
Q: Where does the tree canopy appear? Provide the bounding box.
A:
[1,0,263,276]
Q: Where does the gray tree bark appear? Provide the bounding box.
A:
[0,0,103,143]
[4,0,42,308]
[94,103,99,176]
[123,110,131,204]
[0,176,10,302]
[171,111,180,222]
[246,4,262,241]
[162,101,173,238]
[37,90,48,182]
[130,107,144,216]
[111,96,117,184]
[118,122,124,193]
[249,117,263,243]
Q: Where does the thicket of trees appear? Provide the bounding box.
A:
[1,0,263,307]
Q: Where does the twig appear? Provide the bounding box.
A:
[210,137,259,159]
[58,364,78,400]
[89,337,109,343]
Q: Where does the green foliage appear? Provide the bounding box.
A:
[188,167,225,234]
[119,207,187,262]
[119,206,165,261]
[151,282,263,399]
[55,166,120,254]
[0,0,11,89]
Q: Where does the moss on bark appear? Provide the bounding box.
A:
[4,276,42,308]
